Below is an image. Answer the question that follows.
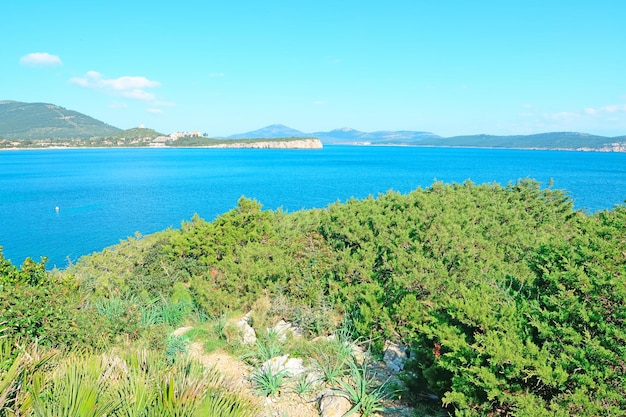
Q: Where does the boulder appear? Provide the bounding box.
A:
[318,389,355,417]
[272,319,302,341]
[236,312,257,345]
[260,354,306,377]
[383,340,407,373]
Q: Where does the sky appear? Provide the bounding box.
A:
[2,0,626,137]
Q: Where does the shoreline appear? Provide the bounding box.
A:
[1,143,625,153]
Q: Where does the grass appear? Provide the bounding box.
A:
[339,359,391,417]
[310,333,355,387]
[256,329,283,362]
[292,373,318,397]
[251,365,288,397]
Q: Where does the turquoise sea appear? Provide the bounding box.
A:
[1,146,625,268]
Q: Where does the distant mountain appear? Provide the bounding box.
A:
[227,124,310,139]
[0,100,121,139]
[313,127,441,144]
[226,125,625,150]
[417,132,625,150]
[226,124,440,144]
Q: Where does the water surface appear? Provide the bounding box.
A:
[1,146,625,267]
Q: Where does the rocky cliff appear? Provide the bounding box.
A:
[208,138,323,149]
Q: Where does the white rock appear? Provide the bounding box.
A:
[260,354,306,377]
[318,389,354,417]
[383,340,407,373]
[272,319,302,341]
[236,312,257,345]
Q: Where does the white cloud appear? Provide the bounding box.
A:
[121,89,156,101]
[582,104,626,115]
[20,52,62,66]
[70,71,160,101]
[108,102,128,109]
[544,111,577,121]
[208,72,224,77]
[313,100,326,105]
[147,108,163,114]
[544,103,626,122]
[154,100,176,107]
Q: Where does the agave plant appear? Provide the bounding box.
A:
[339,359,390,417]
[250,365,288,398]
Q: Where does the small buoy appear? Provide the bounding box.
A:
[55,206,59,212]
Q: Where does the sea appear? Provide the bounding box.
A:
[1,146,625,269]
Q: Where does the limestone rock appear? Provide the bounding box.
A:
[383,340,407,373]
[236,312,257,345]
[260,354,305,377]
[272,319,302,341]
[318,389,355,417]
[208,138,323,149]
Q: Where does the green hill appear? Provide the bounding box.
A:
[105,127,164,139]
[0,100,121,139]
[417,131,625,150]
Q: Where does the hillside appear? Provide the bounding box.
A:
[171,136,322,149]
[2,100,624,151]
[0,100,121,139]
[313,127,441,144]
[416,131,626,150]
[2,180,625,415]
[226,124,441,144]
[226,124,625,150]
[106,127,164,139]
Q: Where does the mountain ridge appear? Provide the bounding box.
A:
[0,100,120,139]
[226,124,625,150]
[2,100,625,151]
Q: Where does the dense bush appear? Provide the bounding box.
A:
[3,179,625,415]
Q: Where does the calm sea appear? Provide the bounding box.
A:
[1,146,625,268]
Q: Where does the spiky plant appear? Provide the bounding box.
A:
[31,354,121,417]
[0,332,55,417]
[251,366,287,398]
[339,359,390,417]
[198,388,258,417]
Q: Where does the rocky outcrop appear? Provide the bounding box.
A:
[260,354,306,377]
[383,340,407,373]
[272,319,302,341]
[318,389,354,417]
[236,313,257,345]
[208,138,323,149]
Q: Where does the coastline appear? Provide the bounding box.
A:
[0,138,324,151]
[1,141,625,153]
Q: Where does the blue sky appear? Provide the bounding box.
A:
[2,0,625,137]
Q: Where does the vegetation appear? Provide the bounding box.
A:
[0,100,120,140]
[0,332,257,417]
[168,136,316,147]
[1,179,625,415]
[415,131,626,150]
